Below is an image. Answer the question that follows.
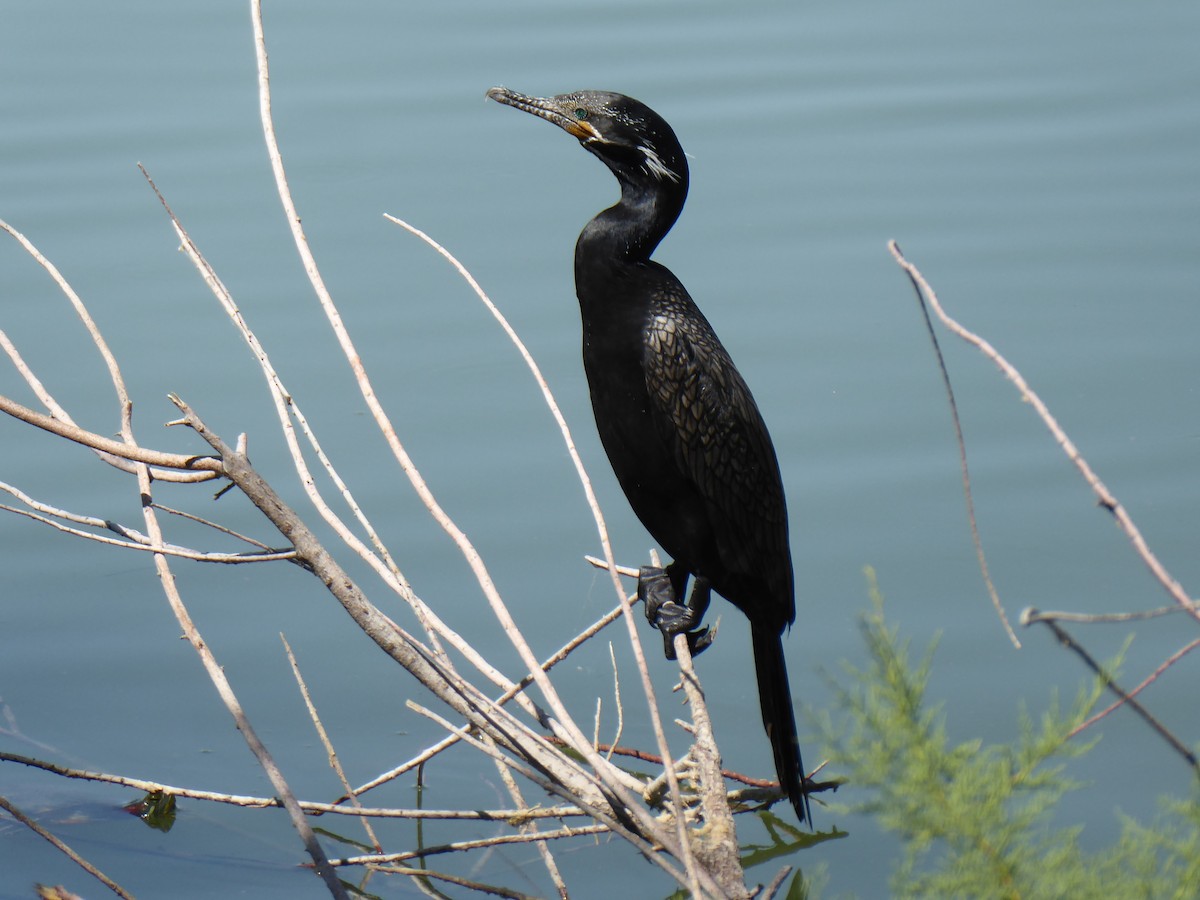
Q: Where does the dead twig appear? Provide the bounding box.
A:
[125,402,348,897]
[1020,608,1198,770]
[888,241,1198,625]
[282,635,381,851]
[2,750,589,819]
[889,241,1018,647]
[0,794,134,900]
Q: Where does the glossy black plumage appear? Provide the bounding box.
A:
[487,87,809,824]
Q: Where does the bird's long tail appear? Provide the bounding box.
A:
[751,623,811,826]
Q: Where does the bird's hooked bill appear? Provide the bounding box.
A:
[486,86,602,142]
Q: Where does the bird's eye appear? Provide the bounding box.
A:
[573,108,588,120]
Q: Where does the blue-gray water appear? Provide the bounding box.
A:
[2,2,1197,897]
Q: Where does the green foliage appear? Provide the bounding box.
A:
[813,570,1200,899]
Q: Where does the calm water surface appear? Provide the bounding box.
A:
[2,2,1197,897]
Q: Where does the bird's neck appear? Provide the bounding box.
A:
[577,179,686,266]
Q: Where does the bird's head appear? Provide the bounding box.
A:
[487,87,689,191]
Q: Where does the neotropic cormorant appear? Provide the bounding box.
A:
[487,87,810,825]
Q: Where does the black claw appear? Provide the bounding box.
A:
[688,626,714,656]
[638,565,715,659]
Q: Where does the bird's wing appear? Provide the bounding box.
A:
[642,295,792,599]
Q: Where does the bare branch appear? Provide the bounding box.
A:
[283,635,381,851]
[0,391,222,475]
[0,220,217,484]
[0,794,134,900]
[0,491,293,563]
[337,823,612,868]
[124,404,348,897]
[585,554,641,579]
[383,216,705,893]
[889,241,1198,624]
[372,867,540,900]
[1020,605,1183,625]
[672,632,750,898]
[888,241,1018,647]
[1020,608,1198,770]
[2,751,590,819]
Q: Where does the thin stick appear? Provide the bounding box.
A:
[760,865,794,900]
[339,598,630,802]
[584,555,641,579]
[337,823,611,867]
[151,502,277,550]
[672,631,747,897]
[282,635,381,851]
[128,452,348,897]
[379,867,540,900]
[0,795,134,899]
[1020,609,1197,770]
[606,643,625,762]
[889,241,1198,625]
[1021,606,1182,625]
[0,220,214,484]
[0,490,293,562]
[1067,636,1200,740]
[484,731,569,899]
[3,751,590,819]
[889,241,1018,647]
[138,166,567,734]
[0,392,221,474]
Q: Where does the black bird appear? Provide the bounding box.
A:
[487,87,809,825]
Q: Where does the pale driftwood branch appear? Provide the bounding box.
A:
[336,823,612,868]
[138,157,594,815]
[160,396,715,891]
[0,492,294,564]
[483,729,569,899]
[605,642,626,762]
[889,240,1198,625]
[383,215,705,893]
[136,164,443,659]
[0,221,217,484]
[123,405,348,898]
[2,751,589,819]
[149,502,275,549]
[282,635,381,851]
[0,391,222,475]
[672,633,748,899]
[584,554,641,579]
[0,794,134,900]
[369,866,540,900]
[338,597,630,803]
[760,865,795,900]
[1020,605,1183,625]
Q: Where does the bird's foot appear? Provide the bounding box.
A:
[638,566,713,660]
